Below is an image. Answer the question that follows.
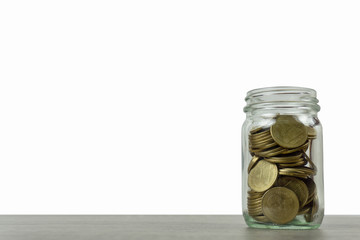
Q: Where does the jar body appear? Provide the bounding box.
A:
[242,87,324,229]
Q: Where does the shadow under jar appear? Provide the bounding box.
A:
[242,86,324,229]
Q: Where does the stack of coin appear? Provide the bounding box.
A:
[247,115,319,224]
[247,190,264,217]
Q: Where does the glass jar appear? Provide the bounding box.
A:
[242,86,324,229]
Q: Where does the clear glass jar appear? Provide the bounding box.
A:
[242,86,324,229]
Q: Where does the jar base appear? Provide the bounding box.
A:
[244,214,321,230]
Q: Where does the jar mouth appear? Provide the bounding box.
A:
[244,86,320,113]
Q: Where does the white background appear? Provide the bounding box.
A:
[0,1,359,214]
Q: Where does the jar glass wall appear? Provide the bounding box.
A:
[242,87,324,229]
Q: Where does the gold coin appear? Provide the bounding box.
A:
[264,153,303,163]
[248,197,262,202]
[304,178,316,205]
[248,197,263,203]
[248,204,263,210]
[279,168,311,179]
[282,142,309,154]
[279,171,308,179]
[248,203,263,208]
[270,115,308,149]
[247,196,263,203]
[250,129,271,138]
[248,189,264,195]
[262,187,299,225]
[305,195,319,222]
[248,212,263,217]
[248,209,262,215]
[250,136,273,145]
[248,202,262,207]
[295,167,315,175]
[248,161,278,192]
[248,207,263,214]
[247,194,263,200]
[250,134,273,144]
[277,159,307,168]
[306,195,315,205]
[250,127,266,134]
[247,201,262,208]
[253,215,271,223]
[251,141,278,151]
[248,207,263,213]
[248,194,264,200]
[276,177,309,208]
[248,209,263,216]
[279,167,315,176]
[250,137,276,146]
[248,156,261,173]
[256,147,285,158]
[305,178,316,195]
[307,127,317,139]
[248,205,262,211]
[250,137,274,146]
[303,152,318,173]
[247,190,264,197]
[298,206,311,215]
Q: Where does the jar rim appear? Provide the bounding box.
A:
[244,86,320,113]
[245,86,316,101]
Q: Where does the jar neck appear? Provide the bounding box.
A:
[244,86,320,116]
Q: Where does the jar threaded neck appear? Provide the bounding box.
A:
[244,86,320,114]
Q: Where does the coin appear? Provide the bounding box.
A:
[248,202,262,208]
[276,177,309,208]
[248,197,263,203]
[248,209,263,216]
[250,135,273,143]
[298,206,311,215]
[248,203,263,210]
[262,187,299,225]
[250,127,265,134]
[279,167,315,176]
[264,153,303,163]
[255,147,285,158]
[248,194,264,201]
[277,159,307,168]
[248,156,261,173]
[250,139,273,147]
[248,201,262,207]
[282,141,309,154]
[252,141,279,151]
[248,197,264,216]
[249,211,263,216]
[253,215,271,223]
[270,115,308,149]
[307,127,317,139]
[296,167,315,175]
[305,195,319,222]
[278,173,306,179]
[250,135,273,144]
[251,137,275,146]
[304,178,316,205]
[248,160,278,192]
[278,168,309,179]
[304,152,318,173]
[250,129,271,138]
[248,202,263,208]
[247,190,264,197]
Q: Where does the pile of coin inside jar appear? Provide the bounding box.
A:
[247,115,319,225]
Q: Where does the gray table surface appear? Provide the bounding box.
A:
[0,215,358,240]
